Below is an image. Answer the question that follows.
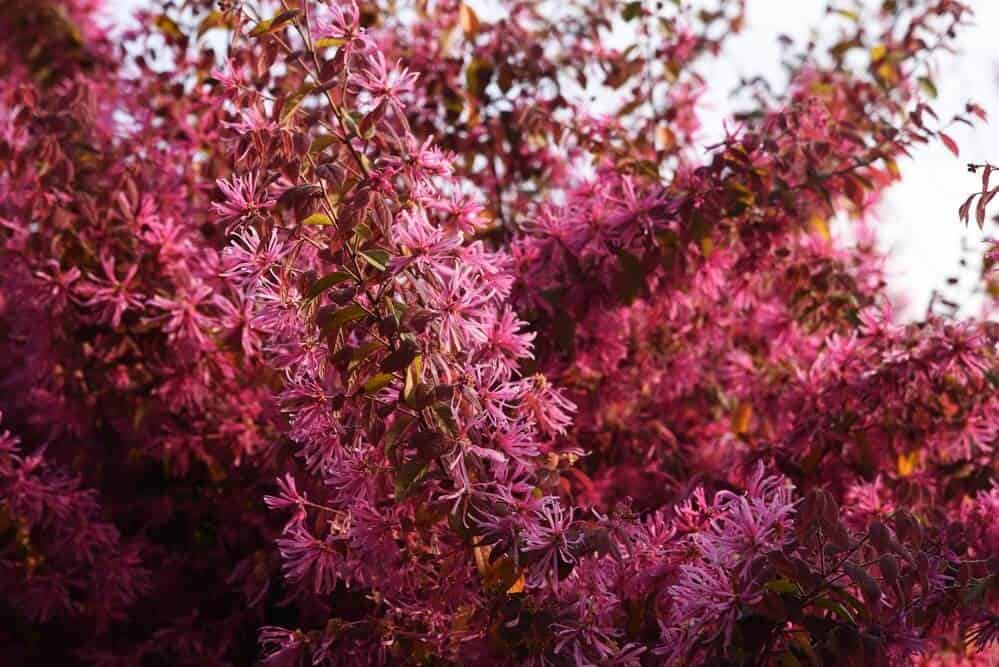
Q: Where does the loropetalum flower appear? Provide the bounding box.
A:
[312,0,360,45]
[0,0,996,664]
[213,173,275,229]
[0,413,148,630]
[222,226,288,288]
[148,279,214,348]
[351,50,419,113]
[523,496,583,593]
[76,254,144,328]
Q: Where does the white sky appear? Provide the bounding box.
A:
[102,0,997,319]
[698,2,997,319]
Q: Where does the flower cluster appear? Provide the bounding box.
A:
[0,0,995,664]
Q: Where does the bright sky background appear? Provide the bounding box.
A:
[697,2,997,319]
[102,0,997,319]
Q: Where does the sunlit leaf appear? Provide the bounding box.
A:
[459,3,480,38]
[302,213,334,226]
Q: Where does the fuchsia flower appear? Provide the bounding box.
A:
[429,189,487,234]
[312,0,360,44]
[259,626,307,667]
[210,58,242,92]
[519,374,575,438]
[469,361,523,427]
[139,214,192,267]
[276,525,343,594]
[221,226,288,287]
[390,207,462,272]
[213,174,274,227]
[2,0,996,663]
[488,420,542,464]
[524,497,583,592]
[263,474,309,531]
[419,264,494,351]
[149,280,214,347]
[223,106,280,136]
[483,306,535,370]
[76,254,144,328]
[698,465,796,566]
[213,290,263,357]
[407,136,454,178]
[33,260,81,311]
[352,50,419,113]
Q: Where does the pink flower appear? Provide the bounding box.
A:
[264,474,309,532]
[419,264,493,352]
[667,560,763,649]
[428,189,487,234]
[407,136,454,178]
[389,207,461,273]
[259,626,307,667]
[210,58,241,92]
[483,307,535,371]
[489,420,542,464]
[148,280,214,347]
[76,255,144,328]
[221,226,287,288]
[519,374,575,438]
[214,290,263,357]
[213,174,274,227]
[33,260,81,311]
[470,361,524,428]
[352,50,419,113]
[275,525,343,594]
[312,0,359,44]
[524,497,582,593]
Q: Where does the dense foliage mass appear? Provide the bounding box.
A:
[0,0,996,664]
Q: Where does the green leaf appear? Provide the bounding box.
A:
[788,631,822,667]
[622,1,642,20]
[963,577,990,605]
[395,459,431,500]
[348,341,384,371]
[302,212,334,226]
[359,248,391,271]
[402,355,424,405]
[613,249,644,304]
[248,18,273,37]
[826,586,867,616]
[352,223,373,241]
[305,271,351,299]
[809,597,857,623]
[363,372,394,394]
[917,76,938,99]
[197,10,228,38]
[380,340,418,373]
[155,15,184,40]
[404,383,435,411]
[383,413,416,460]
[691,209,712,238]
[280,84,315,123]
[320,304,366,334]
[314,37,347,49]
[339,109,360,136]
[765,578,799,594]
[465,56,494,101]
[832,9,860,21]
[459,3,480,38]
[781,653,802,667]
[431,403,458,436]
[310,134,337,155]
[249,9,298,37]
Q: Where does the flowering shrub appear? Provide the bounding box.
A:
[0,0,996,664]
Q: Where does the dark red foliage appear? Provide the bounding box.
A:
[0,0,995,664]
